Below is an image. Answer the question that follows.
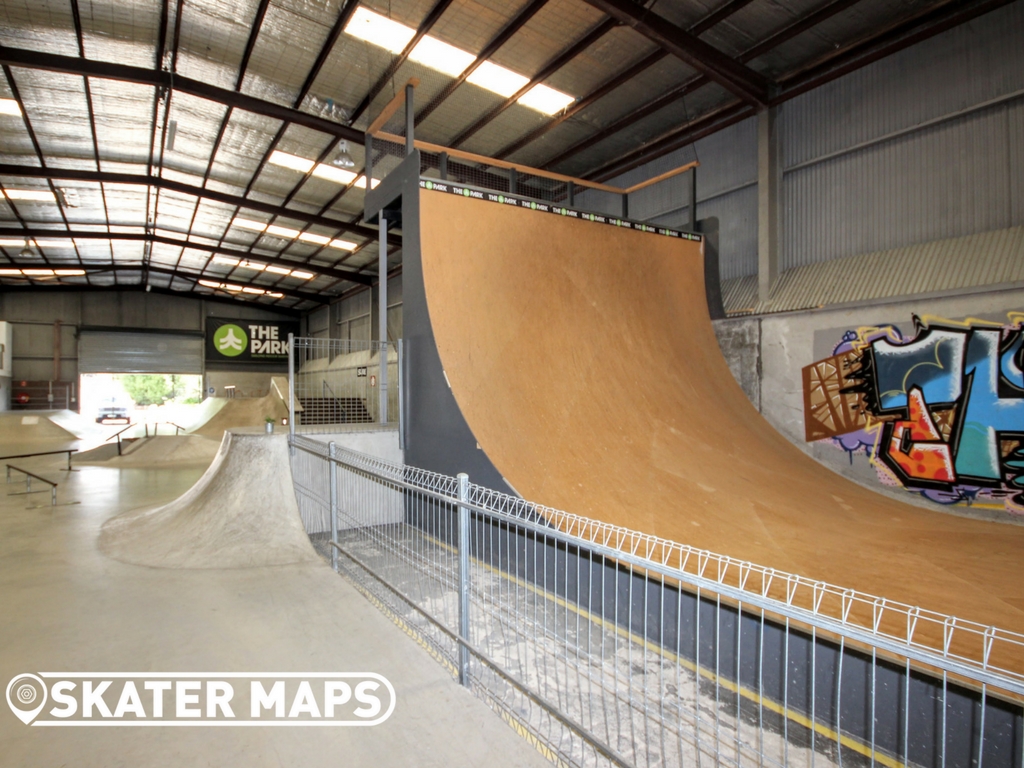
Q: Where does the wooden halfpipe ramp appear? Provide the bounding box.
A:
[415,188,1024,635]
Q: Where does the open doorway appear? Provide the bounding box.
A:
[80,373,204,426]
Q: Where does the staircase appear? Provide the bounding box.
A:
[297,397,373,425]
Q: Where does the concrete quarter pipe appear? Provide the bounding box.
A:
[416,188,1024,635]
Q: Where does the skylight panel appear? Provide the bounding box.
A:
[266,224,301,239]
[345,6,415,53]
[409,36,475,77]
[466,62,530,98]
[3,189,56,201]
[269,151,314,173]
[233,218,268,232]
[330,239,358,251]
[0,238,27,246]
[298,232,331,246]
[312,164,357,185]
[518,84,575,115]
[0,99,20,115]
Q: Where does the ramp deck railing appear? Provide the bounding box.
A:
[290,434,1024,768]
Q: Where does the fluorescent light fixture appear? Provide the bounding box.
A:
[212,255,240,266]
[23,268,55,275]
[291,270,314,280]
[0,268,22,275]
[3,189,56,201]
[233,218,268,232]
[269,150,314,173]
[409,36,475,77]
[266,224,301,239]
[198,279,221,288]
[517,84,575,115]
[224,284,243,292]
[466,61,529,98]
[0,238,26,247]
[330,239,357,251]
[267,292,284,298]
[0,99,21,116]
[265,266,291,275]
[241,261,266,271]
[298,232,331,246]
[55,269,86,276]
[312,163,357,185]
[345,6,414,53]
[241,286,265,294]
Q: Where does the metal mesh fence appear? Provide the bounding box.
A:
[290,436,1024,768]
[289,337,399,434]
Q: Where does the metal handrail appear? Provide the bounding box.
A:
[0,449,77,471]
[5,463,58,506]
[290,434,1024,700]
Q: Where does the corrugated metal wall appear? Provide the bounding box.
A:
[597,1,1024,283]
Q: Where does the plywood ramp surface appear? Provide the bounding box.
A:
[420,190,1024,637]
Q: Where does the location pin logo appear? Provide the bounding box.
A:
[6,674,47,725]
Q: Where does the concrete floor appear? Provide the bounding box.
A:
[0,441,550,767]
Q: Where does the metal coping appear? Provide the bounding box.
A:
[418,178,703,243]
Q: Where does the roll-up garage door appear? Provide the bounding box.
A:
[78,331,204,374]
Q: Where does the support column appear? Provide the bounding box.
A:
[378,215,388,423]
[758,107,781,302]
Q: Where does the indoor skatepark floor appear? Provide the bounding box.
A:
[0,440,550,767]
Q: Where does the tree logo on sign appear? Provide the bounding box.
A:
[213,324,247,357]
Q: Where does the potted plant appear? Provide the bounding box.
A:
[264,417,275,434]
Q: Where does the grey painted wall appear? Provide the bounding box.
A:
[586,2,1024,283]
[713,286,1024,523]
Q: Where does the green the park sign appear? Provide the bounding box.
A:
[206,318,299,365]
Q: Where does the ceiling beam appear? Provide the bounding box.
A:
[775,0,1012,103]
[545,0,865,172]
[0,163,399,248]
[0,45,365,145]
[493,0,758,161]
[579,0,772,107]
[0,227,373,286]
[0,282,304,316]
[588,101,755,181]
[581,0,1006,181]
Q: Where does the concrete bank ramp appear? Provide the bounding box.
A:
[0,412,78,443]
[76,435,220,467]
[99,432,318,568]
[192,392,289,438]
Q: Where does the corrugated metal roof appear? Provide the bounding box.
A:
[723,225,1024,316]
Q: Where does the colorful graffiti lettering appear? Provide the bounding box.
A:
[802,313,1024,512]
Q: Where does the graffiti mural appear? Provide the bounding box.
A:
[802,313,1024,512]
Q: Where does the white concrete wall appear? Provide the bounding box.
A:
[714,286,1024,520]
[309,429,404,530]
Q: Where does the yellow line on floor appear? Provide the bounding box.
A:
[419,529,905,768]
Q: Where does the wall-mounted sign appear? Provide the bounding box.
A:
[356,367,367,377]
[206,318,299,366]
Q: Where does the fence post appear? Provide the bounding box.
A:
[288,333,296,445]
[397,338,404,451]
[457,472,471,687]
[329,442,339,573]
[378,215,389,424]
